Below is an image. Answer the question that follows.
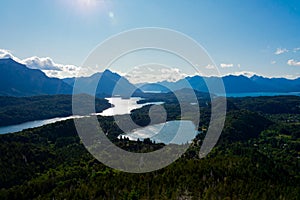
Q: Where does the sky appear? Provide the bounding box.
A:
[0,0,300,82]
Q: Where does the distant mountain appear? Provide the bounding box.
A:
[137,75,300,94]
[135,83,171,93]
[2,57,300,97]
[138,88,212,103]
[63,69,143,98]
[0,58,142,97]
[249,75,300,92]
[0,58,72,96]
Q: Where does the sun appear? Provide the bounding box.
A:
[78,0,93,6]
[59,0,112,20]
[69,0,107,15]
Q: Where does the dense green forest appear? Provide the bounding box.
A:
[0,95,299,199]
[0,94,111,126]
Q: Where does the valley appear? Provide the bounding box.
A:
[2,1,300,199]
[0,95,299,199]
[0,58,299,199]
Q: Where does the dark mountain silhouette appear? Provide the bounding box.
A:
[137,75,300,94]
[0,58,72,96]
[0,58,141,97]
[249,75,300,92]
[63,69,142,98]
[135,83,171,93]
[1,58,300,97]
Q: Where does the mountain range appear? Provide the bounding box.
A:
[0,58,140,97]
[0,58,72,96]
[138,74,300,94]
[63,70,142,98]
[0,58,299,97]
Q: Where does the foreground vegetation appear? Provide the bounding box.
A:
[0,95,299,199]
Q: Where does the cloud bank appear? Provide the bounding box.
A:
[0,49,22,62]
[287,59,300,67]
[0,49,81,78]
[124,65,187,84]
[274,48,288,55]
[220,63,234,68]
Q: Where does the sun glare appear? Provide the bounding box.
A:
[77,0,99,11]
[78,0,93,7]
[61,0,107,15]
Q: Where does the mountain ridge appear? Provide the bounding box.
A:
[0,58,72,96]
[1,58,300,97]
[0,58,141,97]
[137,74,300,94]
[63,69,143,98]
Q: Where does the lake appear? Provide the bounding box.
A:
[96,97,163,116]
[0,116,85,135]
[0,97,163,134]
[1,92,299,135]
[119,120,198,145]
[224,92,300,97]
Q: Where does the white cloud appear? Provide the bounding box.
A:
[283,74,300,79]
[205,71,259,78]
[22,56,81,78]
[41,67,81,78]
[22,56,62,71]
[0,49,22,62]
[274,48,288,55]
[124,65,187,84]
[228,71,257,77]
[147,67,155,72]
[204,64,215,69]
[293,47,300,52]
[0,49,81,78]
[223,71,300,79]
[220,63,234,68]
[271,61,276,64]
[287,59,300,67]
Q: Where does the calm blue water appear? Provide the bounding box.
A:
[119,120,198,145]
[1,93,299,135]
[224,92,300,97]
[0,97,163,135]
[97,97,163,116]
[0,116,84,135]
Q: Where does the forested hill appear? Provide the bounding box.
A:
[0,94,111,126]
[0,95,299,199]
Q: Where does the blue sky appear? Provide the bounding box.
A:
[1,0,300,81]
